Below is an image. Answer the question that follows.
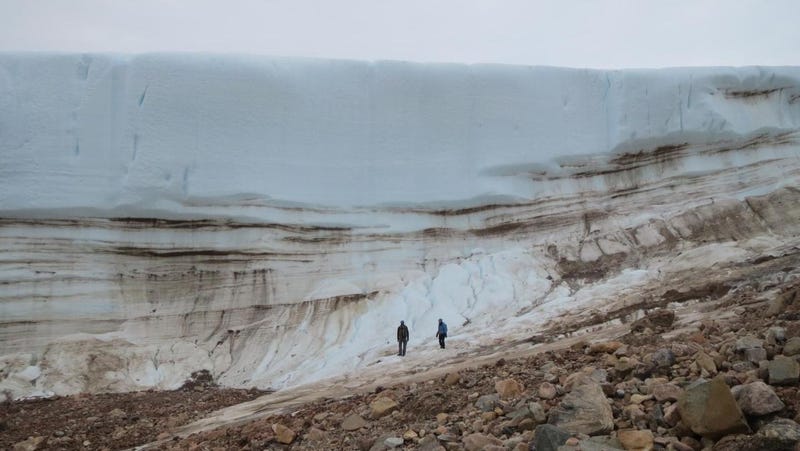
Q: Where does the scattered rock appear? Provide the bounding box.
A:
[495,378,524,399]
[384,436,404,448]
[651,383,683,402]
[590,341,625,354]
[735,381,785,416]
[652,348,676,368]
[694,351,717,374]
[769,356,800,385]
[342,413,368,431]
[475,394,500,412]
[272,423,296,445]
[783,337,800,356]
[370,396,399,418]
[444,373,460,386]
[677,376,750,439]
[531,424,572,451]
[13,436,44,451]
[547,382,614,435]
[462,432,503,451]
[538,382,558,400]
[617,429,654,450]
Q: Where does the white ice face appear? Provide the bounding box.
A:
[0,54,799,399]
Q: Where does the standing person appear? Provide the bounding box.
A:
[397,320,409,356]
[436,318,448,349]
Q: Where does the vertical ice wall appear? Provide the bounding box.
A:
[0,54,799,397]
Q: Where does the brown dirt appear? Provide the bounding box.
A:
[0,371,268,451]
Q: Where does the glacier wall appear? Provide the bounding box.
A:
[1,54,799,398]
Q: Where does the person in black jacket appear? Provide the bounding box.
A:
[397,320,409,356]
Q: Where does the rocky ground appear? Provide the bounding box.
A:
[4,256,800,451]
[0,371,268,450]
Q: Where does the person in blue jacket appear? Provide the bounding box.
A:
[436,318,448,349]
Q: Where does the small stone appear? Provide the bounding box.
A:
[769,356,800,385]
[308,427,326,441]
[652,383,684,402]
[384,436,404,448]
[758,418,800,444]
[630,394,652,404]
[694,352,717,374]
[342,413,368,431]
[736,335,764,351]
[652,348,676,368]
[109,408,126,418]
[766,327,786,345]
[370,396,399,418]
[403,429,418,440]
[12,436,44,451]
[531,424,572,451]
[736,381,785,416]
[436,413,449,424]
[744,347,768,363]
[538,382,558,400]
[272,423,296,445]
[475,394,500,412]
[565,437,579,446]
[617,429,654,450]
[589,341,624,354]
[462,432,503,451]
[444,373,460,386]
[156,432,171,441]
[783,337,800,356]
[495,378,524,399]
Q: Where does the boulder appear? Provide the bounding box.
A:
[370,396,399,418]
[547,382,614,435]
[677,376,750,439]
[769,356,800,385]
[736,381,785,416]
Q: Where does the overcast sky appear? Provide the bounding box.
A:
[1,0,798,69]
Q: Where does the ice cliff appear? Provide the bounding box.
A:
[1,54,799,399]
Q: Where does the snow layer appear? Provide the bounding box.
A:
[1,54,799,398]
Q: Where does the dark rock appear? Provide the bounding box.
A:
[530,424,572,451]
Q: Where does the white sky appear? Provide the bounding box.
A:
[0,0,798,69]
